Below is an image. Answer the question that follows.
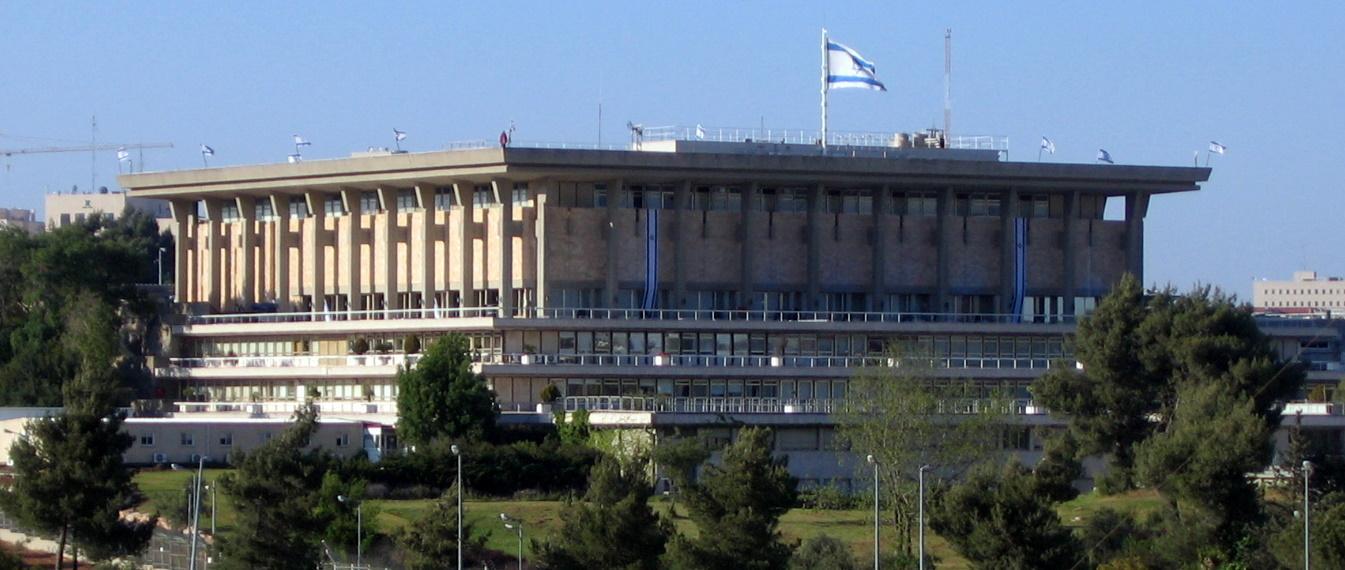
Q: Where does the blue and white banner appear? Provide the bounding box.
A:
[1011,218,1027,321]
[826,40,887,91]
[642,209,659,310]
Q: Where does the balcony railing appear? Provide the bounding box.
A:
[184,305,1075,326]
[560,396,1047,415]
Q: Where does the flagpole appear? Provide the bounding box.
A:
[1203,150,1210,167]
[821,28,829,151]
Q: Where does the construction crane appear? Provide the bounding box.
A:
[0,141,174,193]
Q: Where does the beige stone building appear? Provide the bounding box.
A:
[1255,271,1345,317]
[44,191,171,233]
[0,208,43,234]
[121,130,1219,484]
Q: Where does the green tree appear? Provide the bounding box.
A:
[396,483,487,570]
[664,427,797,570]
[1031,430,1083,503]
[396,334,498,445]
[214,406,327,569]
[536,455,671,569]
[835,352,1007,557]
[788,535,860,570]
[313,471,378,559]
[929,462,1082,569]
[0,297,155,568]
[553,408,592,446]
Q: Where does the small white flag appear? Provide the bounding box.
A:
[1208,141,1226,155]
[695,124,706,140]
[293,134,311,147]
[394,129,407,142]
[116,147,130,162]
[1040,137,1055,155]
[1096,149,1113,164]
[825,38,887,91]
[200,144,215,157]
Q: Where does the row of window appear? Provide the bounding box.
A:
[205,184,533,221]
[137,431,351,448]
[528,330,1068,359]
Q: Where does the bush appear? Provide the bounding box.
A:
[367,438,601,498]
[798,483,861,510]
[540,383,562,403]
[790,535,860,570]
[350,338,369,355]
[403,335,422,354]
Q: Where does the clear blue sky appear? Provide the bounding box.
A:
[2,2,1341,299]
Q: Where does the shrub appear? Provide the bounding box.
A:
[540,383,562,403]
[403,335,422,354]
[350,338,369,355]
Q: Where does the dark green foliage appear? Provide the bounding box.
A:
[313,471,378,558]
[368,438,601,497]
[536,456,671,569]
[1076,508,1145,568]
[539,382,562,403]
[653,434,710,491]
[789,535,860,570]
[664,427,797,570]
[395,334,498,445]
[403,334,421,354]
[153,478,212,530]
[0,298,156,566]
[350,337,369,355]
[929,462,1082,569]
[554,408,591,446]
[214,406,328,569]
[397,483,487,569]
[1031,431,1082,503]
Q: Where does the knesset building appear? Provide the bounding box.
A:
[122,132,1211,485]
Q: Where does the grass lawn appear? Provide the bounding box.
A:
[133,469,1157,569]
[134,468,238,535]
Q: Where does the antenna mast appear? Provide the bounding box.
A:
[944,29,952,141]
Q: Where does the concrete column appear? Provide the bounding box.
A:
[739,183,758,309]
[604,179,622,307]
[168,199,192,303]
[453,182,475,307]
[806,184,824,310]
[534,189,549,310]
[377,187,398,310]
[339,188,364,311]
[1125,192,1149,284]
[202,199,223,310]
[270,194,290,310]
[414,183,436,314]
[870,186,889,311]
[493,180,515,317]
[235,196,256,308]
[999,188,1019,313]
[673,181,690,309]
[1062,190,1079,316]
[935,187,955,313]
[304,191,326,312]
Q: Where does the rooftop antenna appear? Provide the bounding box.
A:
[627,121,644,150]
[90,116,97,196]
[944,29,952,141]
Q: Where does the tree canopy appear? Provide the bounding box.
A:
[930,462,1083,570]
[395,334,498,445]
[535,455,671,570]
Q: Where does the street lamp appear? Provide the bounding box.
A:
[157,247,167,286]
[338,495,362,568]
[204,484,217,536]
[867,454,878,570]
[188,455,208,570]
[918,464,931,570]
[1304,460,1312,570]
[451,443,463,570]
[500,512,523,570]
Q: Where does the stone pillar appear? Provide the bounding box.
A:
[304,191,326,313]
[270,194,290,310]
[1125,191,1149,284]
[999,188,1019,313]
[1062,190,1079,317]
[493,179,514,317]
[739,183,758,310]
[806,184,824,310]
[673,181,690,309]
[935,187,955,314]
[339,188,363,311]
[453,182,476,308]
[377,187,398,310]
[202,199,223,310]
[235,196,256,308]
[870,186,889,312]
[168,199,192,303]
[534,189,549,311]
[414,183,436,315]
[604,179,622,307]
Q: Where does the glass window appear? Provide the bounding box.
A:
[289,196,309,218]
[180,432,194,446]
[396,189,418,211]
[594,332,611,354]
[435,187,456,209]
[324,196,345,217]
[255,200,274,221]
[558,331,576,353]
[512,183,530,205]
[360,191,381,213]
[749,333,767,355]
[474,186,494,207]
[219,203,240,222]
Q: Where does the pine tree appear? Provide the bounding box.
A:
[396,334,498,445]
[664,427,797,570]
[788,535,860,570]
[536,456,671,569]
[930,462,1082,569]
[397,483,486,570]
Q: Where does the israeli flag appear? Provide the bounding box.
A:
[200,144,215,157]
[394,129,407,142]
[1040,137,1055,155]
[293,134,311,147]
[1208,141,1226,155]
[1096,149,1113,164]
[826,40,887,91]
[116,147,130,162]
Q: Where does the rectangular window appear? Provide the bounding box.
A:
[360,191,381,213]
[255,200,275,221]
[336,433,349,447]
[324,196,345,217]
[180,432,194,446]
[435,188,456,209]
[139,434,155,447]
[512,183,530,205]
[593,184,608,208]
[396,189,418,211]
[289,196,309,218]
[474,185,494,207]
[900,193,937,216]
[219,203,240,222]
[219,433,233,447]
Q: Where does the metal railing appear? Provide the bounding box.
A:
[186,306,499,325]
[172,400,397,415]
[560,395,1046,415]
[169,354,423,369]
[640,125,1010,153]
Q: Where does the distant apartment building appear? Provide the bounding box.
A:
[1254,271,1345,317]
[0,208,43,234]
[44,190,172,234]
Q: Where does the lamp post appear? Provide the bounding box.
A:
[451,443,463,570]
[188,455,207,570]
[867,454,878,570]
[918,465,931,570]
[205,483,217,536]
[338,495,362,568]
[501,513,523,570]
[157,247,166,286]
[1304,460,1312,570]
